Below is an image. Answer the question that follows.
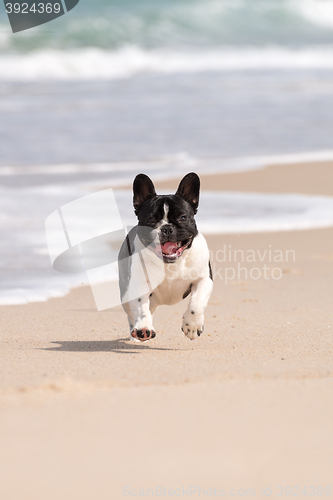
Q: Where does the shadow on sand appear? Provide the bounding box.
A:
[42,338,182,354]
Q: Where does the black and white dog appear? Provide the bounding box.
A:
[118,172,213,342]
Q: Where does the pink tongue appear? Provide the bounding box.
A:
[162,242,179,255]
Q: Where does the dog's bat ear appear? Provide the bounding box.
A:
[175,172,200,214]
[133,173,157,215]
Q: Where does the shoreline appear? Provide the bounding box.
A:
[3,157,333,308]
[1,159,333,391]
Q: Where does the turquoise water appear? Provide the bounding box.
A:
[1,0,333,52]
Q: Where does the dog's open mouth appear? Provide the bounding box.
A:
[153,239,192,262]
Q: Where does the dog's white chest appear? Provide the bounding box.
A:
[151,233,210,306]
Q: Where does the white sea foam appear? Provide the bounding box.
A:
[2,45,333,81]
[297,0,333,29]
[114,190,333,234]
[198,192,333,234]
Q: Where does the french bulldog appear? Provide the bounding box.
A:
[118,172,213,341]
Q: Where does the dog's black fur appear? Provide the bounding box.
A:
[119,173,200,298]
[118,173,213,342]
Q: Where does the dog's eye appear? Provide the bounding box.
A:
[179,215,187,222]
[146,217,155,224]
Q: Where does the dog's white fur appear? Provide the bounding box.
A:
[123,231,213,341]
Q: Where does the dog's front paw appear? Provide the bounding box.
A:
[181,311,204,340]
[131,328,156,342]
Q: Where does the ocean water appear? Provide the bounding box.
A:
[1,0,333,78]
[1,0,333,304]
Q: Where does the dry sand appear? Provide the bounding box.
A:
[1,162,333,499]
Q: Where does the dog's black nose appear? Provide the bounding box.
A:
[160,225,173,235]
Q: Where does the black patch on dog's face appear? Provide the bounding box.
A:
[137,194,198,241]
[133,173,200,262]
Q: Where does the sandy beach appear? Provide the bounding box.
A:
[1,162,333,499]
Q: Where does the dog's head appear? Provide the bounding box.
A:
[133,172,200,263]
